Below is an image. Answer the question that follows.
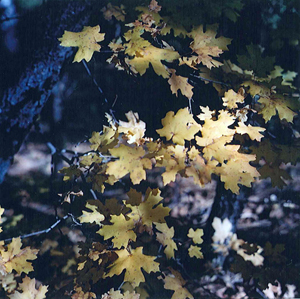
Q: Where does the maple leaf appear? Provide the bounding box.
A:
[106,144,152,185]
[160,268,194,299]
[98,214,136,249]
[187,228,204,245]
[217,156,260,194]
[237,244,264,266]
[167,69,194,99]
[101,288,140,299]
[148,0,161,13]
[185,148,213,187]
[123,27,150,57]
[89,126,119,153]
[72,286,96,299]
[189,24,231,69]
[128,44,180,78]
[258,94,297,123]
[235,122,265,141]
[58,165,82,181]
[58,25,105,62]
[125,188,170,230]
[118,111,147,145]
[155,222,178,259]
[212,217,233,244]
[78,203,105,226]
[105,247,160,288]
[237,44,275,77]
[196,108,236,147]
[0,237,38,275]
[8,276,48,299]
[156,144,187,184]
[222,89,245,109]
[101,3,126,22]
[188,245,204,259]
[157,108,200,146]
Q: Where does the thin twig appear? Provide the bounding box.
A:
[0,213,81,243]
[190,74,230,86]
[82,60,108,103]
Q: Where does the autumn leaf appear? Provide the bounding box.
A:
[155,222,178,259]
[187,228,204,245]
[105,247,160,288]
[123,27,150,57]
[106,144,152,185]
[128,44,180,78]
[235,122,265,141]
[58,165,82,181]
[78,203,105,226]
[155,144,187,184]
[118,111,147,145]
[196,108,235,147]
[125,188,170,230]
[160,268,194,299]
[58,25,105,62]
[188,245,204,259]
[101,288,140,299]
[0,237,38,275]
[189,24,231,69]
[101,3,126,22]
[258,94,297,123]
[212,217,233,244]
[157,108,200,146]
[237,44,275,77]
[168,69,194,99]
[8,276,48,299]
[98,214,136,249]
[89,126,119,153]
[222,89,245,109]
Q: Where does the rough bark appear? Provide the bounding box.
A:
[0,0,96,183]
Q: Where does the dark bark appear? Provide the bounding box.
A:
[0,0,97,183]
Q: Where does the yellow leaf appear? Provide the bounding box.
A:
[0,237,38,275]
[98,214,136,249]
[156,144,187,184]
[127,43,180,78]
[196,108,236,147]
[155,223,178,259]
[101,288,140,299]
[58,25,105,63]
[125,188,170,230]
[187,228,204,245]
[168,69,194,99]
[235,122,265,141]
[258,94,297,123]
[105,247,160,288]
[89,126,119,153]
[78,203,105,226]
[8,276,48,299]
[188,245,204,259]
[157,108,200,146]
[189,24,231,69]
[222,89,245,109]
[118,111,146,145]
[161,268,194,299]
[107,144,152,185]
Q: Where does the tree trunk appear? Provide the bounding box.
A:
[0,0,99,183]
